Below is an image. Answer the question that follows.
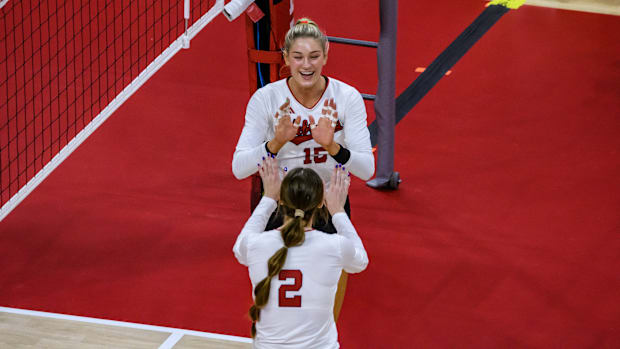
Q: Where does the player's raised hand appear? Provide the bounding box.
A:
[271,98,301,153]
[325,164,350,216]
[258,155,282,201]
[309,98,338,152]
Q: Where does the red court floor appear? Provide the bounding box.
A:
[1,1,619,348]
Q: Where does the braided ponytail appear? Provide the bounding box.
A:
[249,245,288,337]
[248,168,324,338]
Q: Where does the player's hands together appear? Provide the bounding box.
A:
[259,155,282,201]
[309,98,339,155]
[325,164,350,216]
[269,98,301,153]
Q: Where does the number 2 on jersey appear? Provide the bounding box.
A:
[303,147,327,164]
[278,269,302,307]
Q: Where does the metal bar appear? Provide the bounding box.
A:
[327,36,378,48]
[361,93,376,101]
[367,0,398,189]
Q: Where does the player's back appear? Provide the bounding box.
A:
[245,229,346,349]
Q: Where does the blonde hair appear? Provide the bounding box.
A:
[283,18,328,54]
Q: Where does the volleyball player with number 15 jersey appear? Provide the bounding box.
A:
[232,18,374,192]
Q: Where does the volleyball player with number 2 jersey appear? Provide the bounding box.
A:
[233,157,368,348]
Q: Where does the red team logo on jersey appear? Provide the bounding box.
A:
[287,111,344,146]
[280,104,343,164]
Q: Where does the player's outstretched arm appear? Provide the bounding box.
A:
[232,91,273,179]
[327,165,368,272]
[233,95,300,179]
[325,165,368,324]
[232,157,280,265]
[259,155,282,201]
[325,164,349,216]
[340,90,374,180]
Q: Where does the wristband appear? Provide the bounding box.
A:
[265,142,278,157]
[331,144,351,164]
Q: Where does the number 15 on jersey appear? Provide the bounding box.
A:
[303,147,327,165]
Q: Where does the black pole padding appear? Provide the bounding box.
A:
[368,4,510,146]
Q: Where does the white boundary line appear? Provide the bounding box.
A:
[159,332,185,349]
[0,306,253,345]
[0,0,9,10]
[0,0,224,222]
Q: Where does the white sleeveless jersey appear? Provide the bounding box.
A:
[233,197,369,349]
[232,77,374,185]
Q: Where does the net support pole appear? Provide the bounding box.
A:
[367,0,399,189]
[247,0,293,212]
[182,0,191,49]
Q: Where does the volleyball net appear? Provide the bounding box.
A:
[0,0,224,220]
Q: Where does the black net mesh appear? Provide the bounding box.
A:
[0,0,216,205]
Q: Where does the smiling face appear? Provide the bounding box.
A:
[284,37,328,92]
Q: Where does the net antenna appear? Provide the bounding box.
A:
[183,0,191,49]
[0,0,224,221]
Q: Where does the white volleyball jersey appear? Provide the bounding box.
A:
[233,197,369,349]
[232,77,375,185]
